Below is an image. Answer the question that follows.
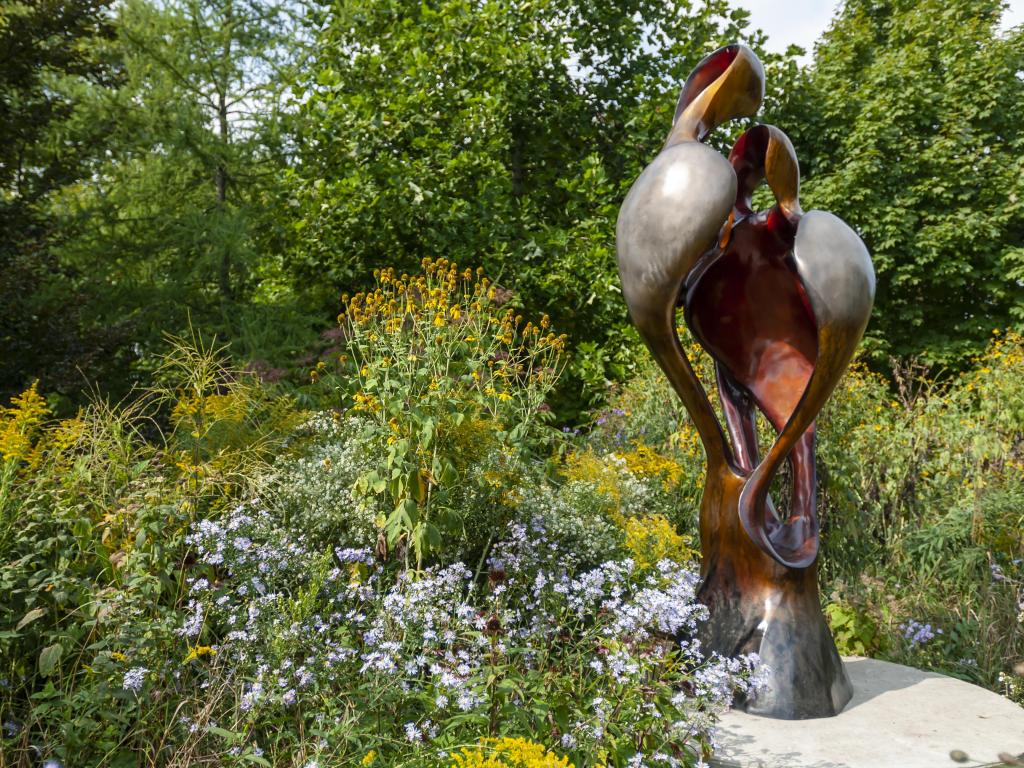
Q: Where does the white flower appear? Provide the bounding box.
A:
[404,722,422,742]
[122,667,147,693]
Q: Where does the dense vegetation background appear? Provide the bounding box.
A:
[3,0,1021,412]
[1,0,1023,766]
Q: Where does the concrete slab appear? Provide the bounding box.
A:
[712,657,1024,768]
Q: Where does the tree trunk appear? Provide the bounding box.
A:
[216,0,233,302]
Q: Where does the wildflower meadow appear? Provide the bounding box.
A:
[1,255,1022,766]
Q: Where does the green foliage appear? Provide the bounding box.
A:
[776,0,1024,365]
[824,602,882,657]
[0,0,126,402]
[815,330,1024,691]
[582,330,1024,697]
[0,330,749,767]
[2,0,320,405]
[333,260,565,566]
[4,0,1024,759]
[0,336,301,766]
[157,331,307,501]
[285,0,792,411]
[260,412,382,547]
[581,329,721,533]
[156,508,747,768]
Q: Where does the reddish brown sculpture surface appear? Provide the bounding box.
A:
[616,45,875,719]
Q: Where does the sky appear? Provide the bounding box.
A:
[737,0,1024,62]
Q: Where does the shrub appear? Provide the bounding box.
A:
[0,336,303,766]
[588,331,1024,697]
[815,331,1024,693]
[1,310,764,767]
[331,259,567,567]
[163,510,763,767]
[260,412,380,548]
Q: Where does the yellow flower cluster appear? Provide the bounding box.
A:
[342,259,480,328]
[341,258,567,354]
[352,391,381,413]
[981,328,1024,366]
[171,391,247,429]
[615,512,697,570]
[616,444,683,490]
[561,450,623,504]
[562,444,685,501]
[0,381,49,464]
[451,737,573,768]
[668,422,704,462]
[182,645,217,663]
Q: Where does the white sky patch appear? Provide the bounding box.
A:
[737,0,1024,63]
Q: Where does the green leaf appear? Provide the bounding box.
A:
[423,522,442,550]
[38,643,63,677]
[207,725,241,742]
[438,461,458,486]
[409,468,425,503]
[16,607,46,631]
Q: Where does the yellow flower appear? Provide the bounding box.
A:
[361,750,377,766]
[451,737,572,768]
[0,381,49,463]
[182,645,217,663]
[616,444,682,489]
[615,512,697,571]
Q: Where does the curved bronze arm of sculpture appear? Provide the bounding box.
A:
[686,122,874,568]
[667,44,765,147]
[686,125,812,558]
[738,207,875,567]
[616,44,765,464]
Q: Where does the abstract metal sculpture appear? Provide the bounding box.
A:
[616,44,875,719]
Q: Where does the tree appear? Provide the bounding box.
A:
[0,0,121,401]
[38,0,307,397]
[286,0,795,408]
[776,0,1024,366]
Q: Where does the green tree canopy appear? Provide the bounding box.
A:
[0,0,121,399]
[3,0,312,403]
[285,0,794,404]
[777,0,1024,366]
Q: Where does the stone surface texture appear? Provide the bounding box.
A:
[712,657,1024,768]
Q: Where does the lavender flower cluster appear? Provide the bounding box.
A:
[901,619,942,647]
[171,502,764,765]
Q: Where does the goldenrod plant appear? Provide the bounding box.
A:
[336,259,567,568]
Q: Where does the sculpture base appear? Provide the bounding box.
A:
[695,466,851,719]
[711,657,1024,768]
[698,567,852,719]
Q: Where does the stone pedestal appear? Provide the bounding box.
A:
[712,657,1024,768]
